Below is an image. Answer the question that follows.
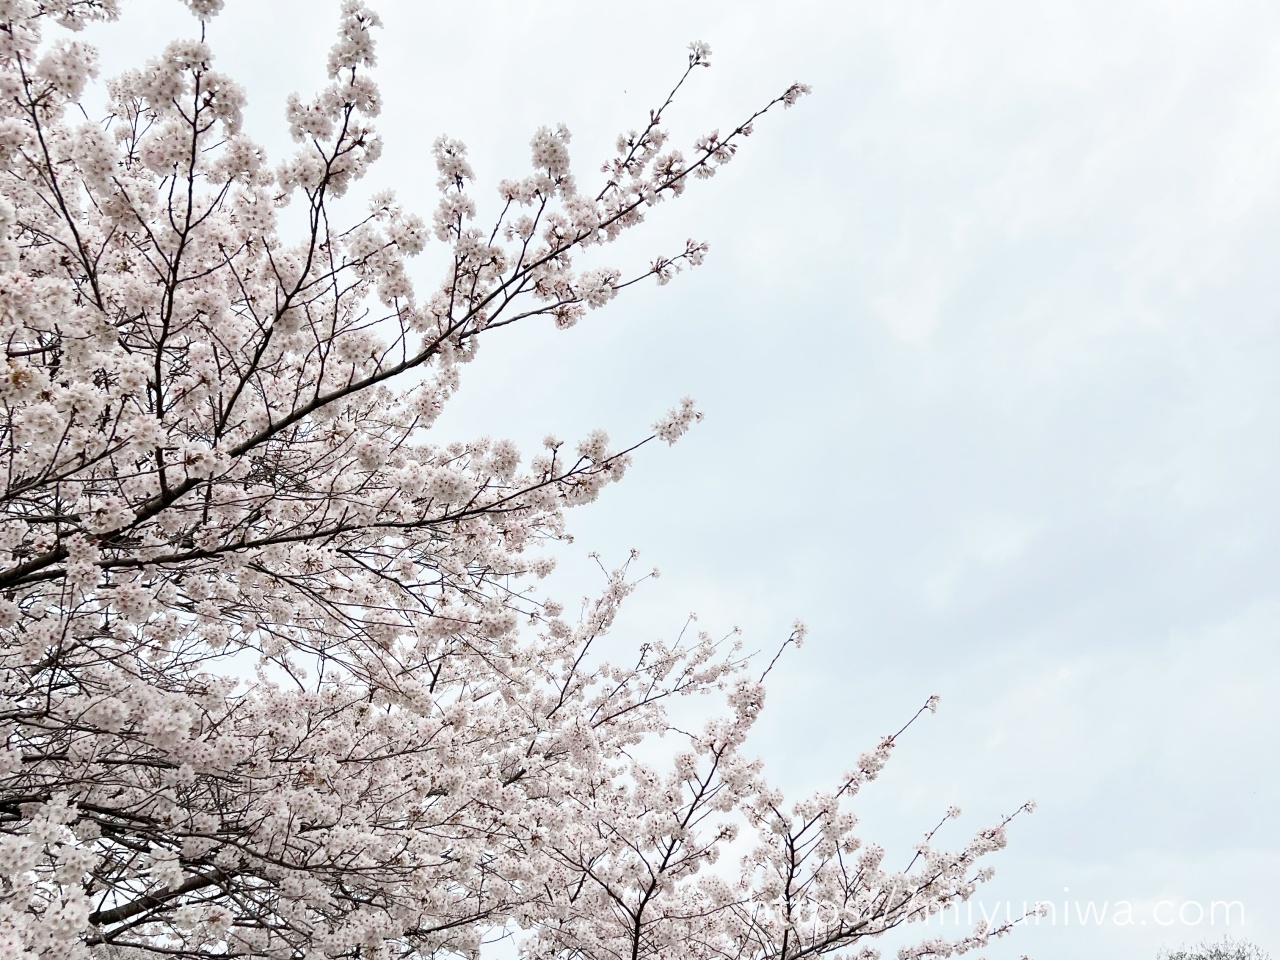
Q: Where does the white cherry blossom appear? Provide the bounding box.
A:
[0,3,1028,960]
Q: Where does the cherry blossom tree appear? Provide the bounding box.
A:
[0,1,1035,959]
[1160,941,1272,960]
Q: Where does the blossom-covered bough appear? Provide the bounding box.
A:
[0,1,1035,958]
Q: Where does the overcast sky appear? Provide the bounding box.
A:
[87,1,1280,956]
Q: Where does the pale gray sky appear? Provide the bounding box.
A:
[87,1,1280,956]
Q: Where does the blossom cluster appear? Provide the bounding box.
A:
[0,3,1028,960]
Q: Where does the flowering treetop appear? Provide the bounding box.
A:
[0,1,1032,959]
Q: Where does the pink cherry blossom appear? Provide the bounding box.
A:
[0,3,1029,960]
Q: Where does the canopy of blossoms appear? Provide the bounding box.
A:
[0,1,1033,958]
